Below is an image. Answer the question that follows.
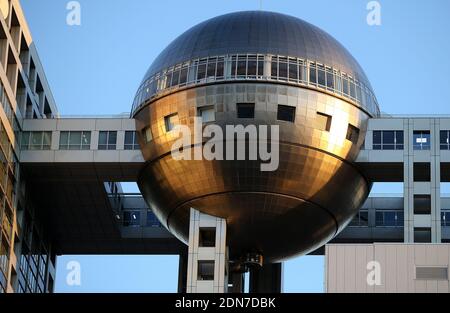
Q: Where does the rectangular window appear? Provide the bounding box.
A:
[372,130,404,150]
[124,131,140,150]
[277,105,296,123]
[237,56,247,77]
[59,131,91,150]
[309,63,317,85]
[317,64,326,87]
[414,227,432,243]
[164,113,179,132]
[288,59,298,82]
[317,113,332,132]
[278,58,288,80]
[98,131,117,150]
[237,103,255,119]
[375,210,404,227]
[346,124,360,144]
[21,131,52,150]
[413,130,431,150]
[123,211,140,227]
[197,261,214,281]
[414,163,431,182]
[414,195,431,215]
[144,127,153,143]
[440,130,450,150]
[349,210,369,227]
[199,228,216,247]
[199,106,215,123]
[441,211,450,227]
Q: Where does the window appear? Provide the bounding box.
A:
[414,163,431,182]
[59,131,91,150]
[414,195,431,215]
[98,131,117,150]
[123,211,140,227]
[441,211,450,227]
[144,127,153,143]
[146,212,161,227]
[197,261,214,281]
[277,105,296,123]
[317,112,332,132]
[199,228,216,247]
[440,130,450,150]
[164,113,179,132]
[21,131,52,150]
[346,124,360,144]
[373,130,404,150]
[413,131,431,150]
[349,210,369,227]
[414,227,431,243]
[416,267,448,280]
[198,106,215,123]
[124,131,140,150]
[237,103,255,119]
[375,210,404,227]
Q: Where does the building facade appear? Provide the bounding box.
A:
[0,0,449,293]
[0,0,58,293]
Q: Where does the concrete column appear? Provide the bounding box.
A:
[178,247,188,293]
[249,263,283,293]
[229,272,245,293]
[186,208,228,293]
[432,119,442,242]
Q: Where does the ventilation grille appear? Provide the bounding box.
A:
[416,267,448,280]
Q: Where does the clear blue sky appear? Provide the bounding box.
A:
[20,0,450,292]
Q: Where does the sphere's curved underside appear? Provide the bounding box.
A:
[144,11,373,92]
[134,11,379,263]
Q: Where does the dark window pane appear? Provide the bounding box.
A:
[237,57,246,76]
[318,68,325,86]
[179,68,188,84]
[99,132,108,145]
[237,103,255,119]
[309,66,317,84]
[279,62,288,79]
[396,131,404,145]
[373,131,381,144]
[346,124,360,144]
[207,62,216,78]
[108,132,117,145]
[197,63,206,80]
[216,62,224,77]
[383,131,395,144]
[277,105,296,123]
[271,61,278,78]
[326,71,334,89]
[288,62,298,81]
[247,60,257,76]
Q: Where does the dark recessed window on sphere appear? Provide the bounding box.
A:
[277,105,296,123]
[237,103,255,119]
[346,124,360,144]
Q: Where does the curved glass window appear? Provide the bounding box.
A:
[132,54,380,117]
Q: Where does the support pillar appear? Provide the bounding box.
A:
[249,263,283,293]
[186,208,228,293]
[178,247,188,293]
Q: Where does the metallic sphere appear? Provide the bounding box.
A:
[133,11,379,263]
